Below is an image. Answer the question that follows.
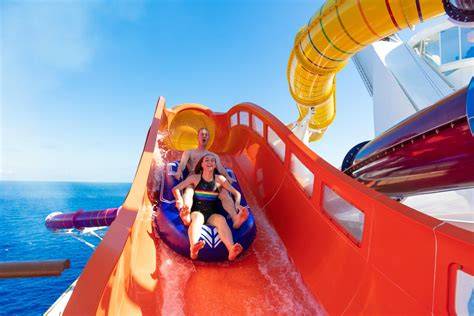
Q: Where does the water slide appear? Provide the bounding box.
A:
[58,1,474,314]
[346,85,474,197]
[287,0,463,142]
[45,208,119,230]
[58,98,473,315]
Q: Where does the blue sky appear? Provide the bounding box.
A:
[1,0,376,182]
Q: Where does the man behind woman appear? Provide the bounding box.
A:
[172,128,249,260]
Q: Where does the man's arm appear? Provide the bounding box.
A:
[214,154,233,183]
[175,150,190,180]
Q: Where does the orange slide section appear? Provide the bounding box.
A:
[64,98,473,315]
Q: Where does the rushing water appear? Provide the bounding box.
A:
[150,134,324,315]
[152,177,325,315]
[249,204,324,315]
[0,136,324,315]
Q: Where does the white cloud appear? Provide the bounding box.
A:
[1,1,98,181]
[0,1,149,181]
[1,1,97,95]
[0,168,15,180]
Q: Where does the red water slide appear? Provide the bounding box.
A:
[62,98,473,315]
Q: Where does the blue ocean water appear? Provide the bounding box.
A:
[0,181,130,315]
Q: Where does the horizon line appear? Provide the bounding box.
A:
[0,179,132,185]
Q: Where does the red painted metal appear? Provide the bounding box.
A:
[63,98,474,315]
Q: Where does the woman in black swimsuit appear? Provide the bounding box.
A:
[172,154,245,261]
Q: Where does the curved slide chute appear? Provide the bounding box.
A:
[45,208,119,230]
[61,98,473,315]
[345,86,474,197]
[288,0,447,142]
[58,1,474,314]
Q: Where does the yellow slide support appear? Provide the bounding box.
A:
[288,0,445,142]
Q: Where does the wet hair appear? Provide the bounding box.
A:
[194,154,217,175]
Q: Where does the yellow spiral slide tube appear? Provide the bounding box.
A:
[288,0,445,142]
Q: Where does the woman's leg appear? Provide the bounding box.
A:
[180,186,194,226]
[218,189,248,229]
[188,211,205,259]
[207,214,243,261]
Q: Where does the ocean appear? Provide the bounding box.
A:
[0,181,130,315]
[0,180,325,315]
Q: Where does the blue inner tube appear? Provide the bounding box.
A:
[153,161,257,261]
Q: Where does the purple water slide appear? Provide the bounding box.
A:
[346,86,474,197]
[45,207,119,230]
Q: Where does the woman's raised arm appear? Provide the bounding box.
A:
[217,176,242,210]
[172,175,197,209]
